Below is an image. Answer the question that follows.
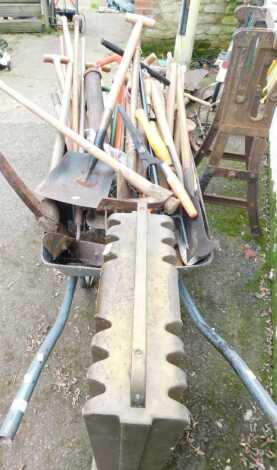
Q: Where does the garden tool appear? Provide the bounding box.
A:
[101,38,170,86]
[150,79,184,182]
[0,79,180,215]
[37,67,113,210]
[84,13,156,181]
[0,152,59,233]
[166,62,177,135]
[176,66,215,263]
[138,67,160,185]
[117,106,197,218]
[144,52,158,65]
[48,17,73,171]
[72,15,81,152]
[43,54,70,92]
[122,104,206,265]
[0,152,78,260]
[135,108,171,165]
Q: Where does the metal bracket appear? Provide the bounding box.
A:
[130,200,148,407]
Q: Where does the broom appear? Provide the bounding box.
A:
[174,0,190,65]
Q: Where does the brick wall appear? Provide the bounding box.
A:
[135,0,242,48]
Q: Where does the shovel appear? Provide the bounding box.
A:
[176,65,215,264]
[36,151,113,209]
[37,66,114,209]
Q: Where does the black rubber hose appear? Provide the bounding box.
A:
[179,279,277,429]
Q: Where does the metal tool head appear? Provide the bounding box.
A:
[117,105,159,168]
[36,151,114,209]
[41,232,104,277]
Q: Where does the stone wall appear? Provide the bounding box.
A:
[135,0,243,49]
[196,0,240,48]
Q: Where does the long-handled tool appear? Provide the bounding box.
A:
[117,45,141,198]
[48,17,73,170]
[0,152,59,233]
[138,66,161,186]
[101,38,170,87]
[84,13,156,181]
[135,108,171,165]
[43,54,69,92]
[176,66,215,263]
[166,61,178,135]
[0,79,180,214]
[150,79,184,182]
[118,106,197,218]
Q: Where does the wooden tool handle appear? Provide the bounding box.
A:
[177,66,192,168]
[43,54,70,65]
[51,62,73,170]
[177,65,198,192]
[61,16,73,59]
[151,80,184,182]
[166,62,177,135]
[95,54,121,67]
[125,13,156,28]
[184,91,212,107]
[162,163,198,218]
[72,15,81,151]
[0,79,180,212]
[99,15,152,133]
[136,106,197,218]
[144,53,158,65]
[135,108,171,164]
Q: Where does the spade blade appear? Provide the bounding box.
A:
[36,152,114,208]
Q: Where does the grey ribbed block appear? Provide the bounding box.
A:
[83,212,190,470]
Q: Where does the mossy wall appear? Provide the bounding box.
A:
[144,0,243,52]
[196,0,242,49]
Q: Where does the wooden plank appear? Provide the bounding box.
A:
[0,3,41,17]
[0,19,44,33]
[0,0,40,3]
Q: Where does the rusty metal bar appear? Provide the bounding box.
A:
[0,151,43,219]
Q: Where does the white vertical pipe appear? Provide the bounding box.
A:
[182,0,201,68]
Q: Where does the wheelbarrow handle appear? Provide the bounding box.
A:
[179,280,277,430]
[0,152,43,219]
